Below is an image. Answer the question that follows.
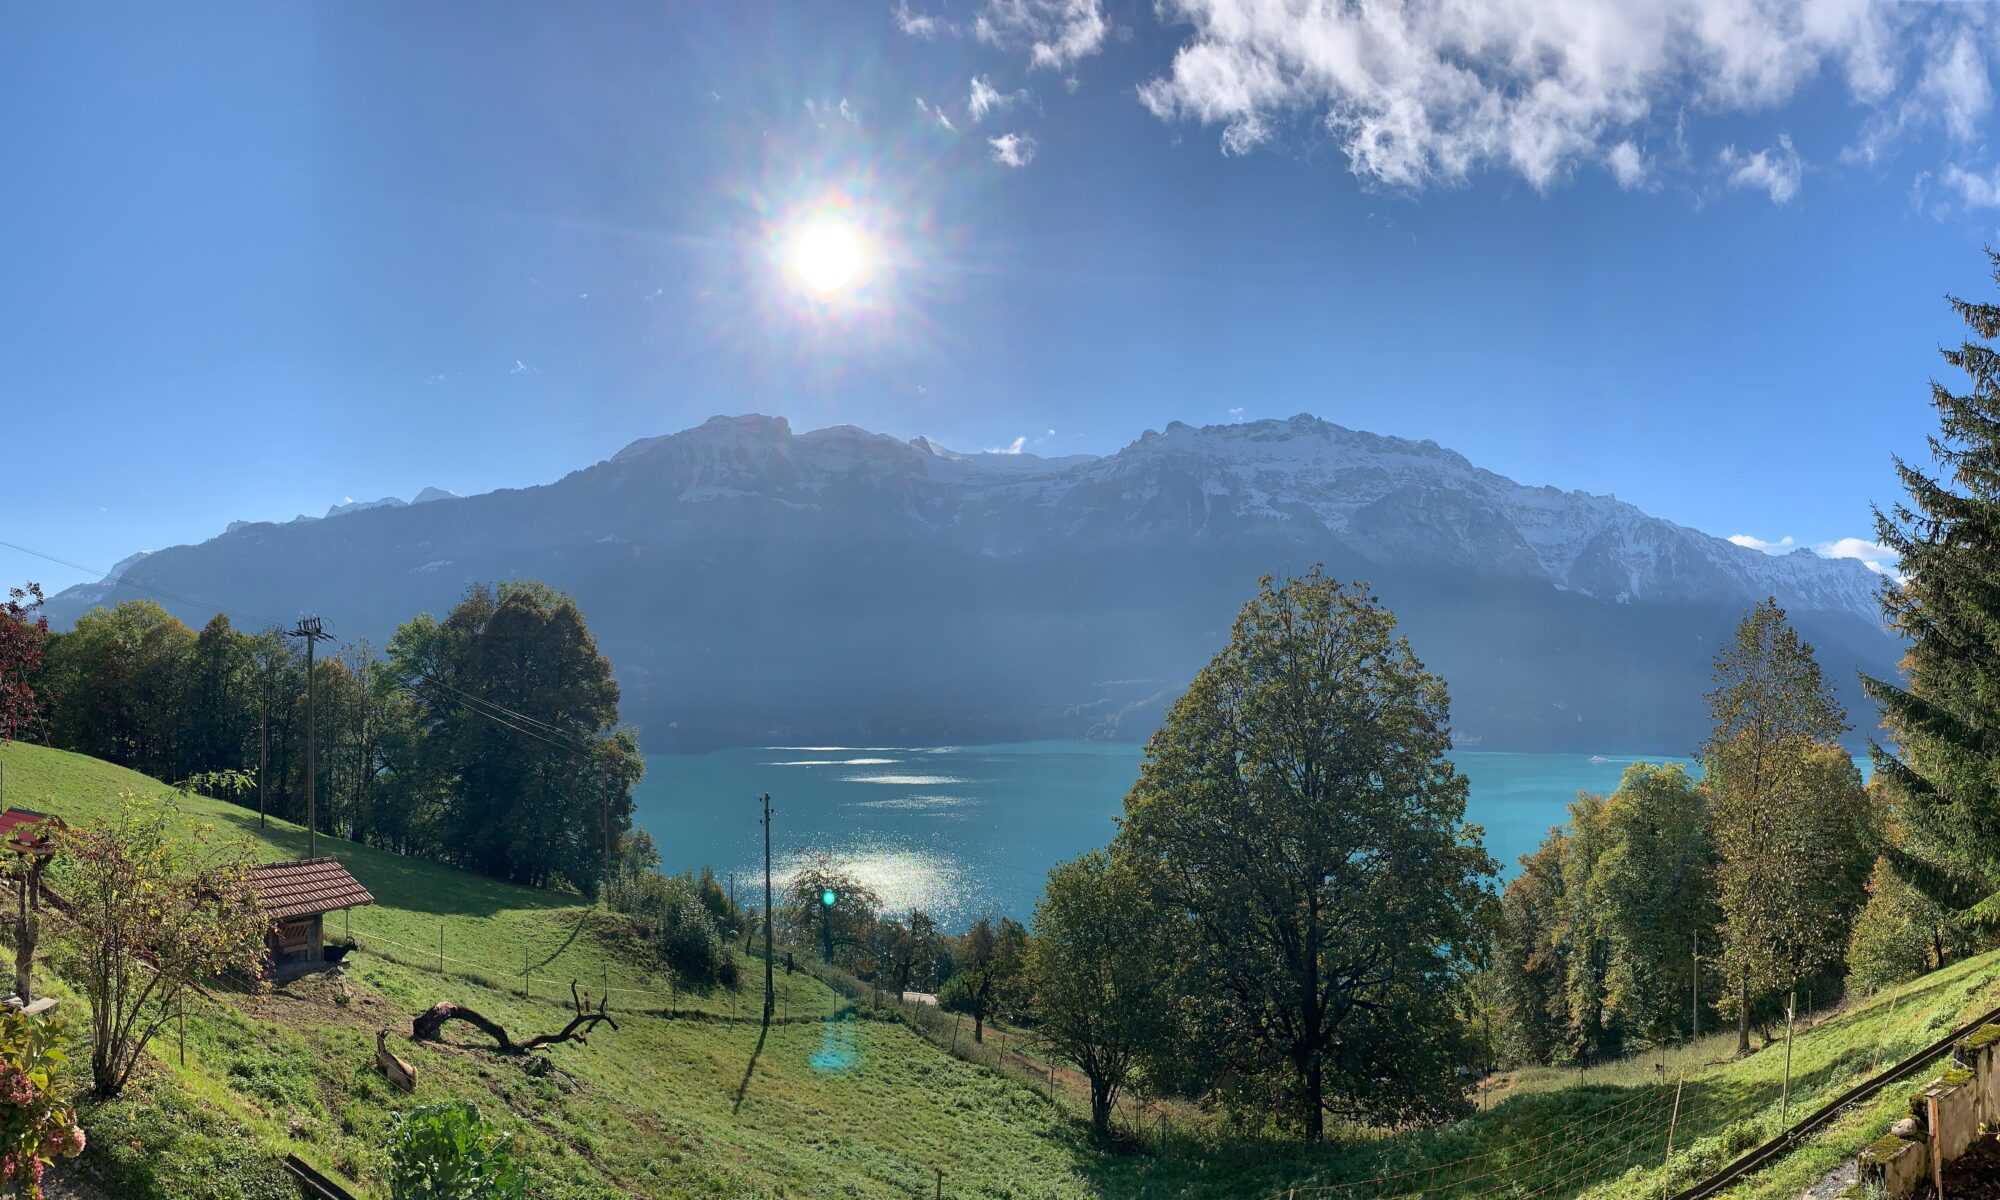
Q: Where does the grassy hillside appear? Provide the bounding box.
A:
[4,740,1997,1199]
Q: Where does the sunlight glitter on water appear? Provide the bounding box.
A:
[840,773,963,785]
[849,794,972,811]
[765,758,900,766]
[771,845,974,924]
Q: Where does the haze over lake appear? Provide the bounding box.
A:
[633,742,1758,927]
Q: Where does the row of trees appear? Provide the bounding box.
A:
[1486,601,1884,1068]
[0,582,641,895]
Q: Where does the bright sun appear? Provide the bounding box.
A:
[792,219,865,294]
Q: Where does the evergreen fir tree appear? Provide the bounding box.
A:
[1865,249,2000,925]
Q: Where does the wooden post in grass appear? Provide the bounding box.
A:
[438,924,445,976]
[1780,990,1797,1129]
[934,1167,942,1200]
[951,1014,961,1052]
[1660,1074,1683,1199]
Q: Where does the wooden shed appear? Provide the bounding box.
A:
[248,858,374,973]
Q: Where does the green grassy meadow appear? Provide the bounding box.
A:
[4,740,1999,1199]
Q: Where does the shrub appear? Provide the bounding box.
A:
[387,1101,522,1200]
[0,1011,83,1198]
[607,872,732,989]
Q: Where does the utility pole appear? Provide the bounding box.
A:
[285,616,332,859]
[761,793,774,1025]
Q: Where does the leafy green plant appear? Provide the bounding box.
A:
[0,1010,83,1198]
[387,1101,523,1200]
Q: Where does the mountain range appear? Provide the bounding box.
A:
[44,413,1899,753]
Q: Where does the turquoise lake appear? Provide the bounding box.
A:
[632,742,1717,927]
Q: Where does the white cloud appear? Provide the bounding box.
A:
[1228,406,1245,419]
[1817,537,1905,583]
[1135,0,1903,191]
[915,96,957,132]
[895,1,950,39]
[1847,24,1991,166]
[1719,134,1803,204]
[1220,114,1271,157]
[509,360,537,375]
[988,132,1039,167]
[1733,532,1905,582]
[976,0,1107,70]
[970,75,1032,122]
[1606,141,1650,190]
[1944,161,2000,209]
[988,436,1028,454]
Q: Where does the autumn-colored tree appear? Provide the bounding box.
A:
[1705,599,1865,1055]
[51,796,269,1097]
[0,585,46,745]
[1491,833,1570,1066]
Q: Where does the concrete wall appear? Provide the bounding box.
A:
[1858,1024,2000,1197]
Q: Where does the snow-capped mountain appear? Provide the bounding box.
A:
[44,413,1899,753]
[601,413,1885,625]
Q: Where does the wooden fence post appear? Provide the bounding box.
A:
[1660,1074,1684,1199]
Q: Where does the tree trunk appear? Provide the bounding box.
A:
[973,1009,984,1043]
[1090,1078,1112,1141]
[1306,1056,1325,1141]
[1736,980,1751,1058]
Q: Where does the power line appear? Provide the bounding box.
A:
[0,538,292,632]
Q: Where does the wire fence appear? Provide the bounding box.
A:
[340,916,843,1024]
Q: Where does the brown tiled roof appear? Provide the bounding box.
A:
[248,857,374,921]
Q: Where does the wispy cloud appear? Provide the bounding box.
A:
[969,75,1033,123]
[1728,533,1796,554]
[1943,161,2000,209]
[805,97,861,128]
[975,0,1106,71]
[895,0,953,39]
[509,360,538,376]
[1719,135,1803,205]
[988,132,1038,167]
[988,436,1028,454]
[915,96,956,132]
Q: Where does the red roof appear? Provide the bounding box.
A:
[0,809,56,850]
[248,858,374,921]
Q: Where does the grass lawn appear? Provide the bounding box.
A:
[5,740,1998,1199]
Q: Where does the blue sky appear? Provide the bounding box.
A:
[7,0,2000,591]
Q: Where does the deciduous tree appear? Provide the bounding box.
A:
[0,584,47,745]
[1029,851,1169,1139]
[1117,569,1496,1138]
[51,796,268,1097]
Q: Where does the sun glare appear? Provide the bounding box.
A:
[792,219,865,295]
